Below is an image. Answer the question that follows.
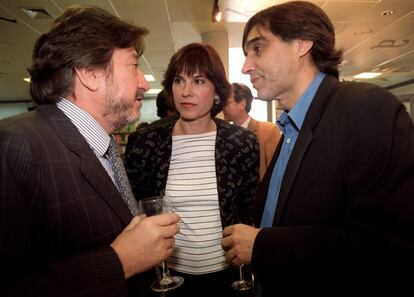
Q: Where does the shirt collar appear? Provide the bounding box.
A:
[282,72,326,131]
[241,116,251,129]
[56,97,110,157]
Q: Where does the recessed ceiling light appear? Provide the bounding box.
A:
[146,89,162,94]
[144,74,155,81]
[21,8,52,19]
[381,10,394,16]
[23,78,31,83]
[353,72,382,79]
[212,0,222,23]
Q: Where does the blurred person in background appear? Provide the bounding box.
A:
[223,82,281,180]
[155,89,177,119]
[127,89,178,146]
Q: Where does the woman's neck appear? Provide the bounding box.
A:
[173,117,216,135]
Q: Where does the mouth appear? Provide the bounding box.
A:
[180,102,195,108]
[250,76,260,86]
[135,91,144,101]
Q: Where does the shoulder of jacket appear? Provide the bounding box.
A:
[333,81,398,108]
[336,80,389,97]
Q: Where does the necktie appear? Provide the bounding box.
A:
[106,137,139,215]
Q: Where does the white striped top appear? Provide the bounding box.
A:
[165,131,228,275]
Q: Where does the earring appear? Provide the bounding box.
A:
[214,95,220,104]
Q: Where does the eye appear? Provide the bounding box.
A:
[253,45,262,54]
[194,78,205,85]
[173,76,184,84]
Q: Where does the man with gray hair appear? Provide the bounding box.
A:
[0,6,179,297]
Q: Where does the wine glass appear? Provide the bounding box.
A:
[231,263,253,291]
[138,196,184,292]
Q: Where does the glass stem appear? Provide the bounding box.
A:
[162,261,172,279]
[239,264,245,282]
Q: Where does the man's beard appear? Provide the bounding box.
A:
[103,86,140,130]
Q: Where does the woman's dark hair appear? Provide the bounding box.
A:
[28,5,149,104]
[162,43,231,117]
[242,1,342,78]
[232,83,253,113]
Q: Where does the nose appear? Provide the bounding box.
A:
[181,81,192,97]
[137,69,150,92]
[242,55,254,75]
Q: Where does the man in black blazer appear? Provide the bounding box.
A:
[222,1,414,296]
[0,6,179,297]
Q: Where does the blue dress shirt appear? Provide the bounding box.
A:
[260,72,326,227]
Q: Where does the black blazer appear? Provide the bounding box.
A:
[252,76,414,297]
[0,105,151,297]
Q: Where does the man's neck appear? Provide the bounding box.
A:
[234,112,250,126]
[66,93,114,134]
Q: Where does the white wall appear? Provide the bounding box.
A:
[0,103,31,120]
[0,99,158,121]
[138,98,158,124]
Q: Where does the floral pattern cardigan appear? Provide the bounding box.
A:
[124,118,260,227]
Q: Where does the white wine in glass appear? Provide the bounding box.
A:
[138,196,184,292]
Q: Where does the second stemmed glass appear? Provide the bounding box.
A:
[231,263,253,291]
[138,196,184,292]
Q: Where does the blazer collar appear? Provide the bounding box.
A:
[37,104,132,225]
[247,117,259,134]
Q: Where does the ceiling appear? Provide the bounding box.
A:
[0,0,413,103]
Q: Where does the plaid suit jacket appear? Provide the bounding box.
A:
[0,105,149,297]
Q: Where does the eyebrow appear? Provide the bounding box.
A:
[173,74,207,80]
[130,51,138,61]
[244,36,266,52]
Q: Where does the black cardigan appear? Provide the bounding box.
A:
[124,117,260,227]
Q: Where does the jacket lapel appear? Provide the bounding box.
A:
[273,76,339,225]
[38,105,132,225]
[248,118,259,134]
[254,76,339,226]
[253,136,282,226]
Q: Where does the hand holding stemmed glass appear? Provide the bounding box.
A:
[138,195,184,292]
[221,223,260,293]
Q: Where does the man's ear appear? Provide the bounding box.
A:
[297,39,313,57]
[74,67,105,91]
[240,99,247,111]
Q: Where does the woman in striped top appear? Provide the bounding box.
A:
[125,43,259,297]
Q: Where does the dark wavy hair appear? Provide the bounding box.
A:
[162,43,231,117]
[156,89,175,118]
[28,5,149,104]
[232,83,253,113]
[242,1,342,78]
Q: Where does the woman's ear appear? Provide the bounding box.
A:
[74,67,105,91]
